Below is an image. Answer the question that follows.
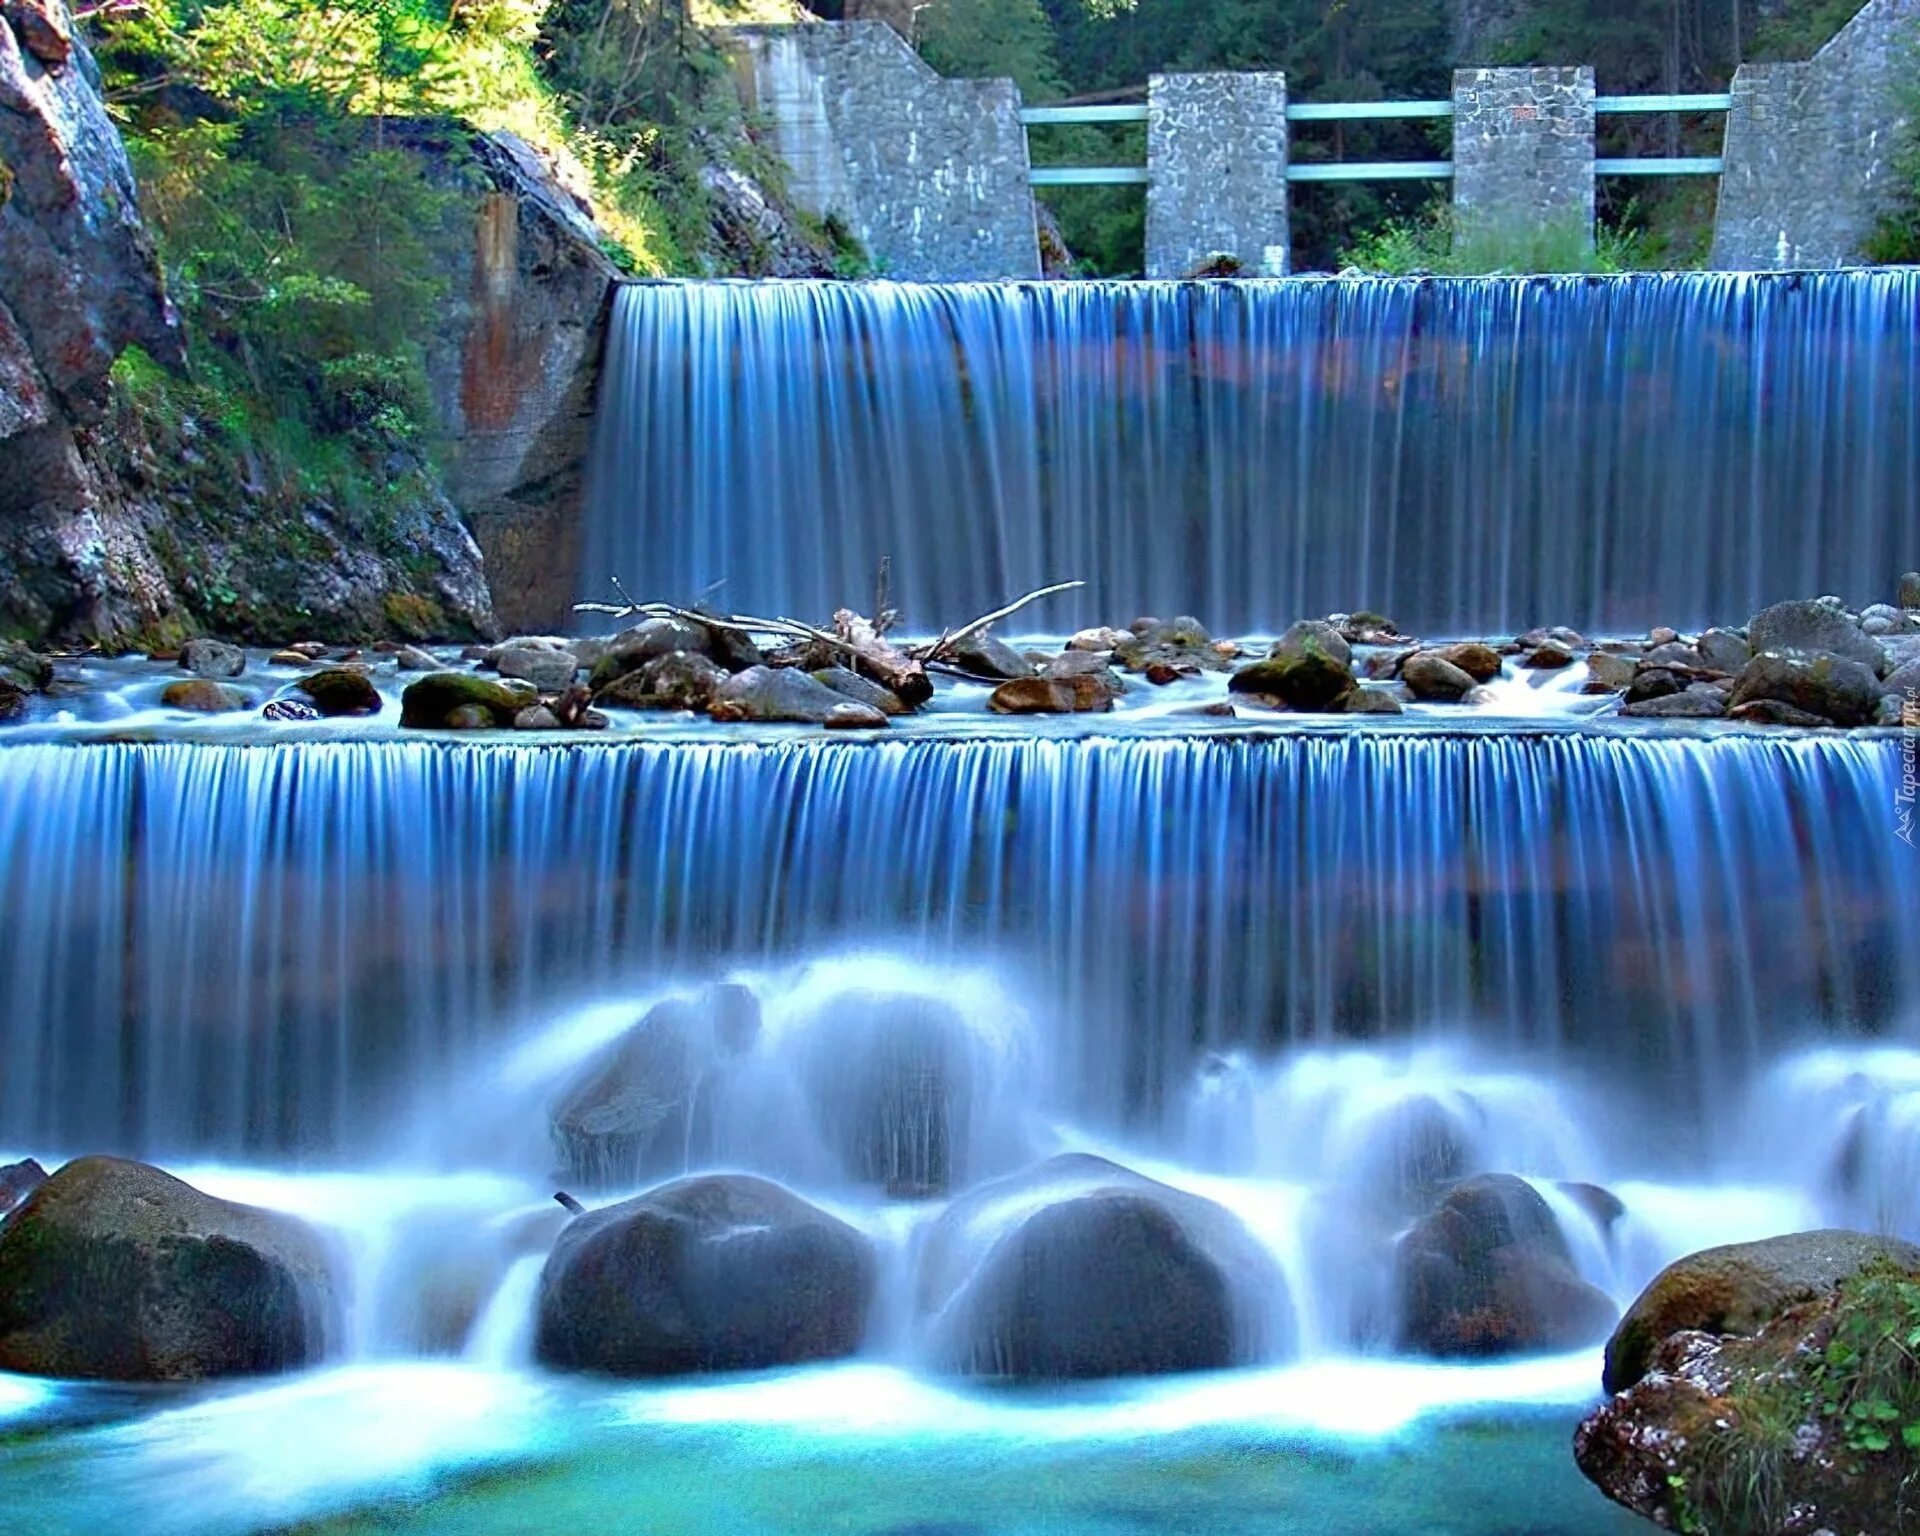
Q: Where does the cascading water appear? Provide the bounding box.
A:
[584,273,1920,636]
[1,734,1908,1160]
[7,272,1920,1535]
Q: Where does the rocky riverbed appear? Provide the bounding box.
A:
[5,585,1920,742]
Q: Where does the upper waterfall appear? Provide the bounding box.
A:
[583,273,1920,636]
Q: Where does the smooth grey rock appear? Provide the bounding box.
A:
[1730,652,1883,728]
[536,1174,875,1376]
[1746,599,1883,670]
[710,665,848,724]
[1695,628,1751,673]
[1621,691,1726,719]
[180,638,246,679]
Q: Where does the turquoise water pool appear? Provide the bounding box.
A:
[0,1361,1643,1535]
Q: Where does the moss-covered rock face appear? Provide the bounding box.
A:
[0,1156,340,1381]
[1578,1250,1920,1536]
[1604,1229,1920,1394]
[1228,621,1354,711]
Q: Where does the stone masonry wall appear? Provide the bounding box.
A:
[1711,0,1919,269]
[1451,67,1597,248]
[725,23,1039,280]
[1145,72,1289,278]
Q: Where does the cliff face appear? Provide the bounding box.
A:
[420,127,619,637]
[0,4,504,648]
[0,0,184,641]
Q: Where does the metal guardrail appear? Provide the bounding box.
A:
[1022,91,1734,187]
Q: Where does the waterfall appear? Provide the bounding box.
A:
[582,273,1920,637]
[1,733,1907,1162]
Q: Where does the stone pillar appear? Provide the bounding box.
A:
[724,23,1040,281]
[1146,72,1290,278]
[1450,66,1596,252]
[1711,0,1920,270]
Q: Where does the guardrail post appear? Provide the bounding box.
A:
[1146,72,1291,277]
[1451,67,1596,253]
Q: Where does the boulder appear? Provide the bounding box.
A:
[952,632,1032,681]
[535,1174,875,1375]
[1727,698,1833,728]
[1882,655,1920,700]
[0,1157,338,1381]
[587,618,712,689]
[988,674,1114,714]
[787,991,994,1199]
[1695,627,1751,673]
[1522,640,1574,669]
[1859,602,1920,637]
[824,701,887,729]
[1229,621,1355,710]
[1583,652,1636,693]
[1602,1229,1920,1394]
[550,985,760,1188]
[710,664,859,724]
[1621,691,1725,719]
[393,645,440,672]
[179,638,246,679]
[1745,598,1884,671]
[919,1154,1288,1380]
[1432,642,1502,683]
[1341,687,1405,715]
[1578,1253,1920,1535]
[1400,653,1476,703]
[1901,572,1920,610]
[596,650,728,712]
[294,666,382,717]
[1624,667,1681,704]
[1878,691,1912,727]
[160,679,250,713]
[399,671,535,728]
[496,646,579,691]
[513,704,561,730]
[811,666,908,716]
[0,640,52,692]
[0,1157,46,1219]
[1114,616,1233,675]
[1729,652,1883,728]
[1643,640,1703,671]
[1067,626,1130,653]
[1395,1174,1617,1357]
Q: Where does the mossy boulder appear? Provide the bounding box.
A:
[1229,620,1354,710]
[294,667,382,717]
[0,1157,339,1381]
[399,670,535,728]
[1578,1251,1920,1536]
[536,1174,875,1376]
[1603,1229,1920,1394]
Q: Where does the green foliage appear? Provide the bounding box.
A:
[918,0,1067,100]
[1669,1258,1920,1536]
[1339,201,1658,275]
[1863,42,1920,264]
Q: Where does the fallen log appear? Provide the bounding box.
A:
[834,608,932,706]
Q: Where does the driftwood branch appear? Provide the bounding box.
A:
[574,575,1084,709]
[916,581,1086,663]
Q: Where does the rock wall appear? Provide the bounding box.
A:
[1451,66,1597,248]
[1711,0,1919,269]
[0,0,183,641]
[418,128,618,637]
[724,22,1040,280]
[1145,72,1289,278]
